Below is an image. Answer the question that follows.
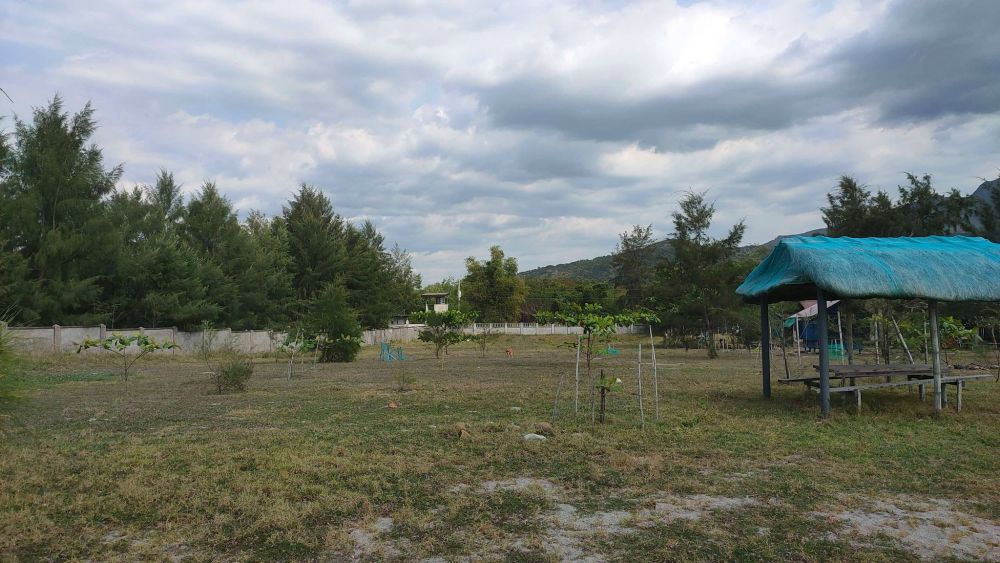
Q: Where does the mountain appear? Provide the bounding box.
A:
[971,178,999,204]
[519,228,826,282]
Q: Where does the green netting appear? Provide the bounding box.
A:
[737,235,1000,303]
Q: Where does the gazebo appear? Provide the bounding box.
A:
[737,235,1000,417]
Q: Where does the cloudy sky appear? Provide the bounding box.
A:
[4,0,999,281]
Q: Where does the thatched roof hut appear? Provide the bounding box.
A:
[737,236,1000,303]
[736,235,1000,417]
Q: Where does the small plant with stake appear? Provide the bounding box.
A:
[77,333,179,392]
[539,305,657,422]
[195,324,254,394]
[595,369,622,423]
[277,329,316,380]
[473,324,502,357]
[411,309,475,364]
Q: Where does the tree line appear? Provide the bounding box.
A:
[4,95,998,350]
[602,172,1000,356]
[0,96,421,331]
[419,168,1000,346]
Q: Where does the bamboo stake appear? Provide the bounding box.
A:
[837,310,845,365]
[649,325,659,420]
[574,334,581,414]
[891,314,914,364]
[637,343,645,429]
[923,315,929,364]
[873,318,881,365]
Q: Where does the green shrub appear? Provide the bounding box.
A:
[217,358,253,393]
[307,282,363,363]
[319,335,362,363]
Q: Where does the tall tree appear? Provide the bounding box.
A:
[0,96,122,324]
[611,224,655,309]
[387,244,422,316]
[822,176,888,237]
[341,219,396,329]
[823,173,971,237]
[895,173,971,236]
[652,191,746,358]
[281,184,346,305]
[240,211,294,329]
[180,182,246,326]
[105,178,218,329]
[462,246,527,322]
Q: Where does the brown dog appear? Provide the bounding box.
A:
[505,348,514,358]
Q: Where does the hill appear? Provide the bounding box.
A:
[519,228,826,282]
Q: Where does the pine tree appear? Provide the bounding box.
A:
[240,212,294,329]
[653,191,746,358]
[281,184,346,307]
[611,224,655,309]
[0,96,122,324]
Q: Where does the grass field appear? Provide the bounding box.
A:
[1,336,998,562]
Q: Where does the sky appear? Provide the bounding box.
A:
[3,0,1000,282]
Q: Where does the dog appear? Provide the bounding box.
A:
[505,347,514,358]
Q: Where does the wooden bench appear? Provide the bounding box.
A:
[779,363,993,412]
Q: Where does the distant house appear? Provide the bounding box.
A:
[421,292,449,313]
[389,314,412,327]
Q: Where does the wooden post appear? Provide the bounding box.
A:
[649,325,659,420]
[52,324,61,353]
[794,317,801,366]
[816,288,831,418]
[872,317,882,365]
[760,298,771,398]
[844,303,854,365]
[929,300,942,414]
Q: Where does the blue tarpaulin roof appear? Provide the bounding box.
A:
[736,235,1000,303]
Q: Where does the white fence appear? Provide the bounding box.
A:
[363,323,644,344]
[7,323,647,355]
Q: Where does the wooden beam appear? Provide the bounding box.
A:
[817,288,830,418]
[760,298,771,399]
[929,300,942,414]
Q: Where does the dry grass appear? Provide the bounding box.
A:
[1,335,998,561]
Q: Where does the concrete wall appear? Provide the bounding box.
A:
[6,324,648,355]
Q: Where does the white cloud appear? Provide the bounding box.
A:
[3,0,999,281]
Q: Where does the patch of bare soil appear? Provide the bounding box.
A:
[817,496,1000,561]
[460,478,766,562]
